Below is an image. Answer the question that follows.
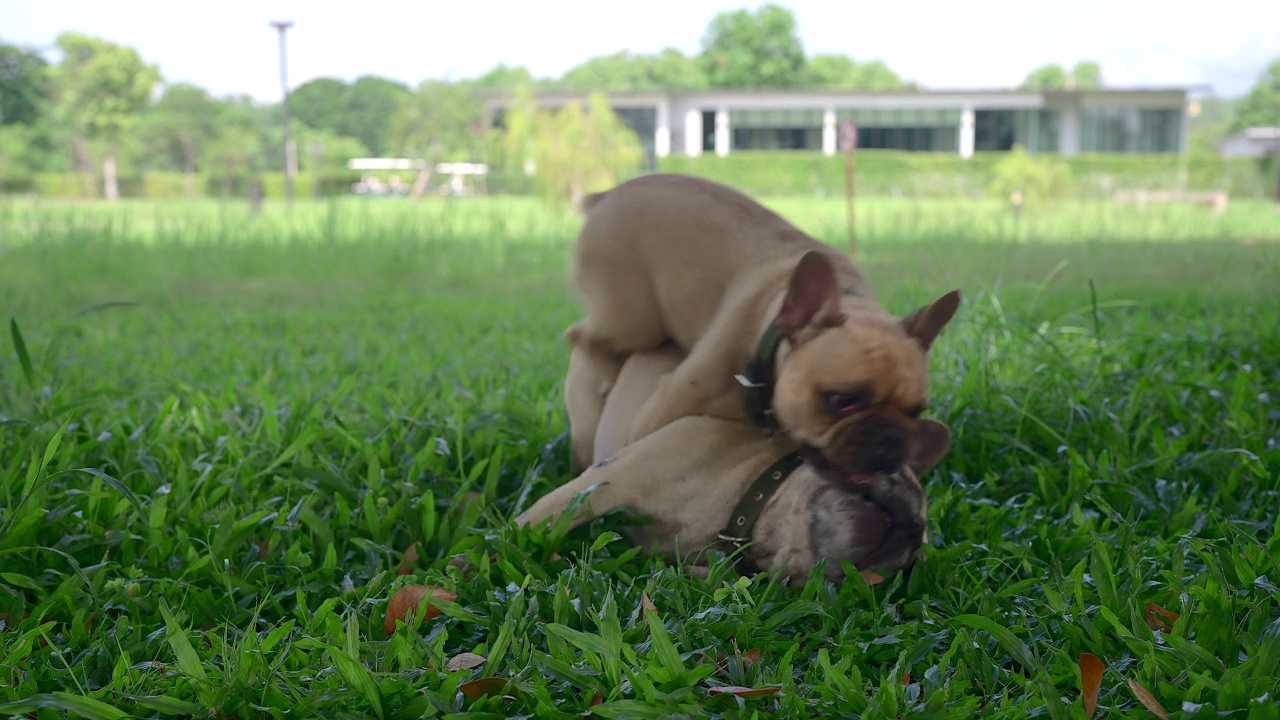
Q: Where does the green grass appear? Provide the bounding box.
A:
[1,195,1278,719]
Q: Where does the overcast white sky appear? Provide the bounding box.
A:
[4,0,1276,101]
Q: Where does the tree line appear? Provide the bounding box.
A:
[2,3,1277,203]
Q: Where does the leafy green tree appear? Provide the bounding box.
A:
[805,54,906,89]
[0,43,51,126]
[289,77,348,136]
[298,126,368,195]
[699,3,806,87]
[0,124,34,188]
[561,49,706,90]
[526,92,643,207]
[287,76,409,156]
[1071,61,1102,88]
[1230,58,1280,132]
[1021,64,1069,90]
[488,83,540,185]
[470,64,539,90]
[1023,62,1104,90]
[388,80,483,197]
[140,83,223,195]
[343,76,411,155]
[53,32,160,201]
[205,96,263,197]
[649,48,708,88]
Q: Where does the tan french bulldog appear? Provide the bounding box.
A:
[563,173,961,492]
[515,344,951,581]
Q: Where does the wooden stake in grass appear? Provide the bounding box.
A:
[839,119,858,258]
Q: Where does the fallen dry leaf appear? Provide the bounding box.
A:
[589,691,604,707]
[1127,678,1168,719]
[901,672,911,685]
[445,652,487,672]
[861,570,885,585]
[0,612,28,628]
[706,685,781,698]
[459,677,515,701]
[0,613,58,648]
[255,540,270,559]
[396,542,421,576]
[383,585,456,636]
[641,592,658,613]
[1144,602,1179,634]
[712,647,762,675]
[1080,652,1104,719]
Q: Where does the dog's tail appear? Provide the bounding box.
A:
[577,190,608,215]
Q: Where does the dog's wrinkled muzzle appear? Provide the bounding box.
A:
[852,468,927,571]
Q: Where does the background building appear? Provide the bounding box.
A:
[479,87,1193,169]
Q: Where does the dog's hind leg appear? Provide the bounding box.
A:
[563,344,620,473]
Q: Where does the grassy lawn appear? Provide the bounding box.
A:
[0,195,1278,719]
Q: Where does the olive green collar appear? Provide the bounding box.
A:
[713,449,805,574]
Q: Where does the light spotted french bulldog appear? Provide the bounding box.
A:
[516,342,949,582]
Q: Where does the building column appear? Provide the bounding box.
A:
[959,106,975,159]
[684,109,702,157]
[1178,102,1190,155]
[822,108,837,156]
[714,107,730,157]
[1059,103,1082,155]
[655,101,671,158]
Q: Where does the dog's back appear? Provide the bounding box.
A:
[571,173,866,350]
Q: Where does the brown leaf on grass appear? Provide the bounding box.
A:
[712,647,763,675]
[901,672,911,685]
[397,542,421,576]
[641,592,658,613]
[861,570,885,585]
[0,612,27,629]
[255,540,270,559]
[1144,602,1179,634]
[0,613,59,648]
[589,691,604,707]
[706,685,781,698]
[1079,652,1104,719]
[383,585,457,636]
[445,652,487,672]
[1127,678,1168,719]
[459,677,516,701]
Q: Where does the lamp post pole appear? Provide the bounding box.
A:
[270,21,295,208]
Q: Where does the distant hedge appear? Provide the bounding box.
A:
[656,151,1274,199]
[1,172,365,200]
[3,152,1273,200]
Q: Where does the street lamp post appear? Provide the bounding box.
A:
[270,21,294,207]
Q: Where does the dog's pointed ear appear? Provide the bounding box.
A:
[777,251,841,335]
[900,290,961,352]
[906,418,951,475]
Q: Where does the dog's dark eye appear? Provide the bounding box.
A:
[824,391,867,417]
